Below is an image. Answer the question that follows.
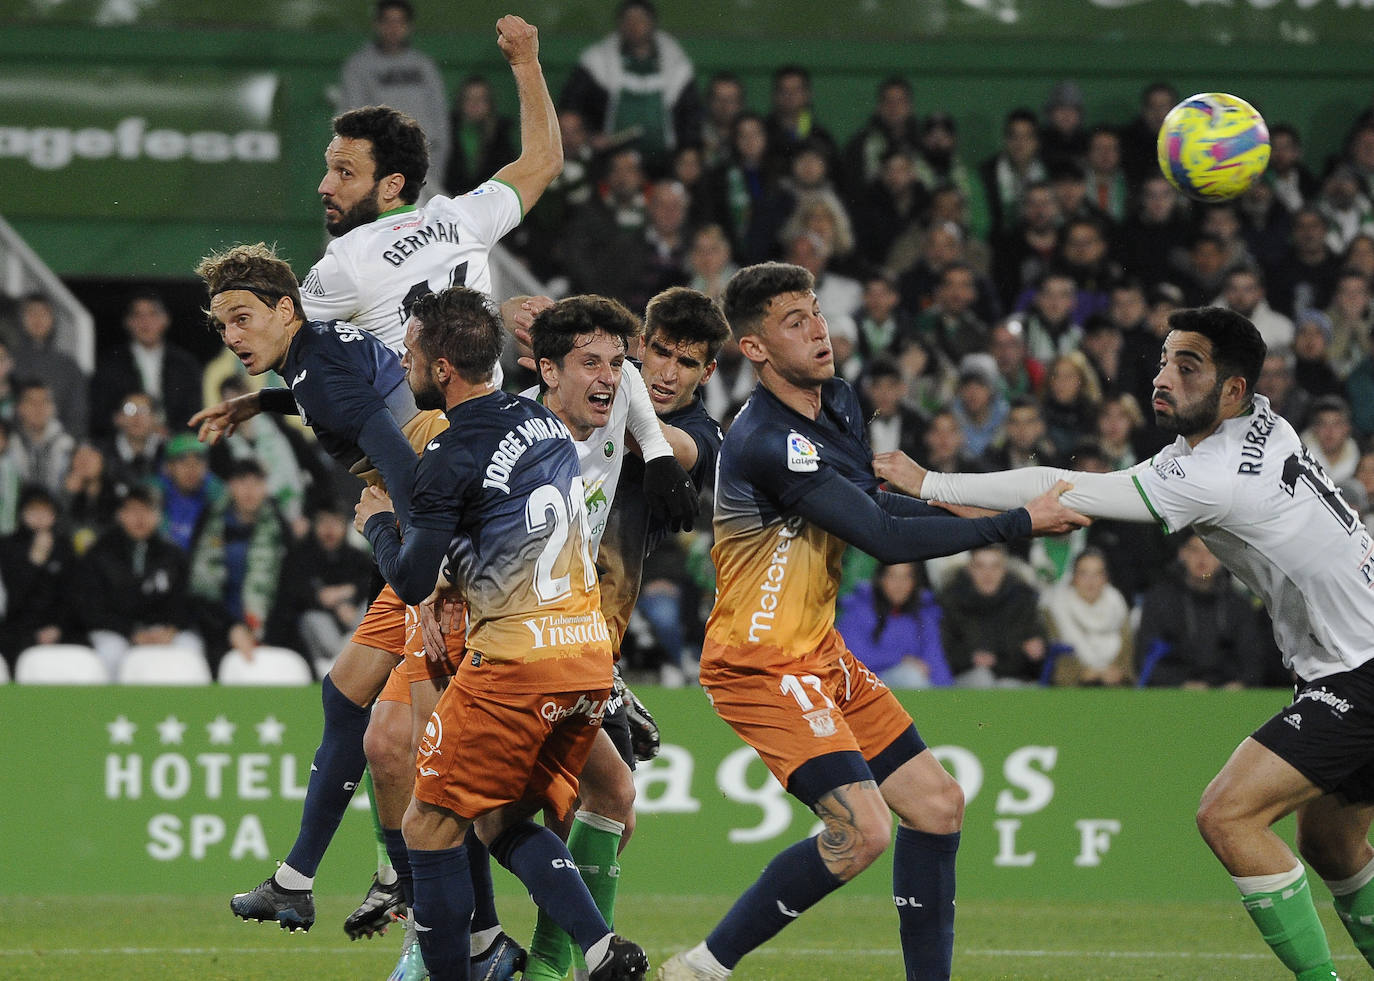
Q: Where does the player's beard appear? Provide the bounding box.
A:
[412,375,445,411]
[324,188,382,237]
[1155,378,1223,438]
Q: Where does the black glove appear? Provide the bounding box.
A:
[614,665,661,762]
[642,454,697,533]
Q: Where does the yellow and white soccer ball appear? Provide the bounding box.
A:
[1156,92,1271,202]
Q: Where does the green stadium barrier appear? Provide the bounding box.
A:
[0,685,1300,901]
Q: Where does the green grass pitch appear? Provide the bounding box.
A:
[1,892,1365,979]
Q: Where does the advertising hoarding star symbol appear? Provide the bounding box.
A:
[157,716,187,745]
[106,714,137,744]
[207,714,237,745]
[255,715,286,745]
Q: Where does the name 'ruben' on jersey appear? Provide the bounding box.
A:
[299,180,523,353]
[1132,393,1374,681]
[408,390,611,694]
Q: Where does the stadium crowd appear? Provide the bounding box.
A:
[6,0,1374,690]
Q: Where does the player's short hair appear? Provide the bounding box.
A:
[643,287,731,362]
[721,262,815,339]
[375,0,413,21]
[332,106,429,204]
[1167,306,1267,403]
[195,242,303,331]
[409,287,505,384]
[531,295,642,381]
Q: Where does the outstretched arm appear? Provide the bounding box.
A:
[490,16,563,214]
[874,451,1155,523]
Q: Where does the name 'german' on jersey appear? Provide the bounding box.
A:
[410,390,612,693]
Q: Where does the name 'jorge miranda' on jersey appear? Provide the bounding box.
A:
[482,414,573,494]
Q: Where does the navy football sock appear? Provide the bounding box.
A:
[893,826,959,981]
[706,835,843,968]
[382,827,413,907]
[410,845,472,981]
[465,827,501,933]
[490,820,610,953]
[284,675,370,877]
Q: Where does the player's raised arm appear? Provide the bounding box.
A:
[491,15,563,213]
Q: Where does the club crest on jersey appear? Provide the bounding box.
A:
[1154,458,1186,480]
[787,431,819,472]
[804,707,837,738]
[603,439,615,459]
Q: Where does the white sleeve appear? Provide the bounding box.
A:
[922,463,1159,524]
[458,180,525,243]
[299,250,361,325]
[1130,451,1234,533]
[620,362,672,462]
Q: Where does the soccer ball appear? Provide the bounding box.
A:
[1156,92,1271,202]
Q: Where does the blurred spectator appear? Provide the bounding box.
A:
[1053,215,1120,321]
[949,353,1008,459]
[1108,279,1161,411]
[939,544,1047,687]
[1220,266,1295,351]
[700,331,754,431]
[1038,80,1087,172]
[852,149,927,267]
[561,146,648,297]
[158,433,224,552]
[96,392,166,495]
[1343,232,1374,281]
[189,459,289,669]
[1315,163,1374,253]
[1258,347,1313,433]
[841,76,921,200]
[1048,160,1103,228]
[901,219,1000,324]
[1119,81,1178,190]
[1019,271,1083,363]
[914,262,991,364]
[1136,532,1267,689]
[265,500,373,675]
[338,0,449,197]
[764,64,840,179]
[1340,118,1374,202]
[1117,174,1192,290]
[1267,206,1342,317]
[983,395,1059,470]
[1093,393,1146,470]
[783,230,861,334]
[559,0,701,175]
[445,74,515,195]
[991,180,1061,311]
[979,108,1047,238]
[700,71,745,168]
[11,293,88,439]
[704,111,781,263]
[207,377,310,527]
[89,291,202,441]
[1292,310,1343,399]
[0,419,22,535]
[922,408,983,475]
[61,442,119,553]
[1042,548,1133,686]
[1301,395,1359,485]
[1041,351,1102,459]
[74,484,203,677]
[778,188,859,277]
[686,223,738,304]
[1237,179,1293,273]
[0,337,16,422]
[1083,125,1128,225]
[1265,123,1319,214]
[610,177,694,313]
[1070,441,1171,603]
[1175,232,1237,308]
[671,143,713,230]
[988,319,1044,401]
[913,112,991,242]
[1326,269,1374,376]
[12,379,74,496]
[0,485,79,663]
[835,563,953,689]
[1079,316,1124,395]
[852,270,915,367]
[861,357,926,459]
[515,108,596,283]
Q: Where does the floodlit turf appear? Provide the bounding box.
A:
[0,893,1366,980]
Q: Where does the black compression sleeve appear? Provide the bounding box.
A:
[258,388,297,415]
[356,410,418,529]
[363,515,451,606]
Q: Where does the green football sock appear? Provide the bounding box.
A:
[1329,856,1374,966]
[526,811,624,978]
[362,769,394,879]
[1241,870,1338,979]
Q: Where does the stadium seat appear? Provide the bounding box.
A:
[14,644,109,684]
[218,646,313,686]
[1135,638,1175,688]
[1039,643,1075,685]
[117,644,213,685]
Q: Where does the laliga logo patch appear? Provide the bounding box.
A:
[787,431,819,472]
[1154,458,1186,480]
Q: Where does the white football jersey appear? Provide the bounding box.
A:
[521,363,655,559]
[1134,394,1374,681]
[299,179,523,354]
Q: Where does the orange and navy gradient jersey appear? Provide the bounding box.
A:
[366,390,612,695]
[703,378,1031,670]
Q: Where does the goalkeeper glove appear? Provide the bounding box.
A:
[642,455,697,533]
